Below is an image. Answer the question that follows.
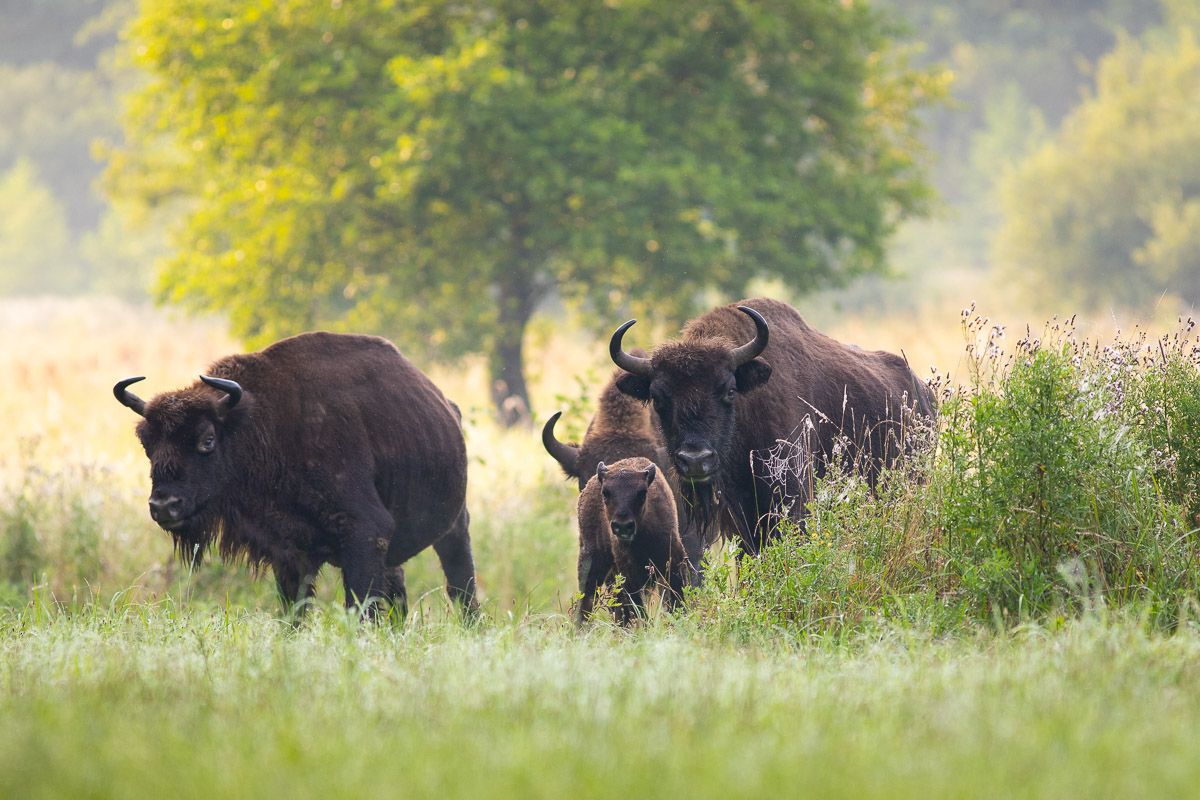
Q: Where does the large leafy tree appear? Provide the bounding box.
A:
[996,16,1200,309]
[110,0,933,421]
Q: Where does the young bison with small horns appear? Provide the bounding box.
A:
[575,457,688,625]
[113,331,478,618]
[610,298,935,555]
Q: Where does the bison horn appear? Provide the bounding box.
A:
[541,412,580,474]
[199,374,243,412]
[609,319,653,377]
[730,306,769,367]
[113,376,147,416]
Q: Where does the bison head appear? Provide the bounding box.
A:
[609,306,771,486]
[114,374,248,544]
[596,461,656,543]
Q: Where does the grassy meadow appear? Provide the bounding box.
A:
[3,284,1200,797]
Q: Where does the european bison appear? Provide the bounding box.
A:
[113,331,477,617]
[610,297,935,554]
[575,457,687,625]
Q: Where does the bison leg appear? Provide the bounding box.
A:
[274,559,320,621]
[660,559,687,614]
[616,580,647,626]
[678,524,707,587]
[339,505,401,619]
[431,507,479,617]
[575,548,613,626]
[386,564,408,622]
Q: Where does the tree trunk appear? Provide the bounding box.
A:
[489,267,536,428]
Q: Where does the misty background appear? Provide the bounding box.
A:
[2,0,1196,337]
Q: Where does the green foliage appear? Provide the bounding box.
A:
[996,22,1200,307]
[0,62,116,233]
[1121,322,1200,527]
[109,0,936,412]
[0,4,140,296]
[0,456,103,602]
[0,160,80,295]
[79,205,166,301]
[935,319,1190,619]
[879,0,1158,272]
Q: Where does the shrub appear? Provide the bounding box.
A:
[1120,321,1200,526]
[936,318,1193,621]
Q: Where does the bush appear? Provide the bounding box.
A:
[1121,321,1200,527]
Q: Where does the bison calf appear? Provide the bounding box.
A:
[113,331,477,619]
[575,457,689,625]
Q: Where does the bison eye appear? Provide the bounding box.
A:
[197,434,216,455]
[723,386,737,405]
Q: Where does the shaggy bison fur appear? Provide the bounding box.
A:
[610,297,935,554]
[574,457,688,625]
[113,331,477,617]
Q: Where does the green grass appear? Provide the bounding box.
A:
[2,605,1200,799]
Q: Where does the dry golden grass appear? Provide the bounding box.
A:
[0,297,238,479]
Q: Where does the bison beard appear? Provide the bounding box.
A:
[114,331,478,618]
[610,297,936,554]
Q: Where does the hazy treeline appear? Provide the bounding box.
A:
[0,0,1192,316]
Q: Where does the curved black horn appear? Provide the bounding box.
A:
[199,375,243,412]
[541,411,580,474]
[609,319,653,377]
[730,306,769,367]
[113,376,147,416]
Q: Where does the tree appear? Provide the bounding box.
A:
[109,0,934,422]
[871,0,1164,274]
[995,18,1200,309]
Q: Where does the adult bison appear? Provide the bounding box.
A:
[113,331,477,617]
[609,297,935,554]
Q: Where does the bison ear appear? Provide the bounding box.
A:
[735,358,772,393]
[596,461,608,482]
[615,373,651,402]
[643,464,656,485]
